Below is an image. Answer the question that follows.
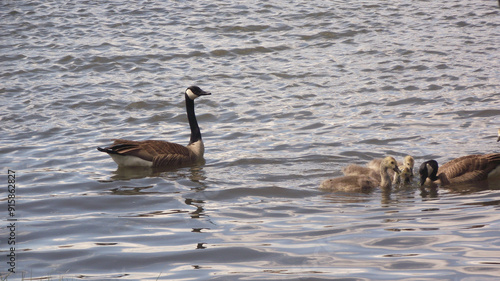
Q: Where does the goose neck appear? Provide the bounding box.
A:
[380,168,392,189]
[185,93,201,144]
[437,173,450,185]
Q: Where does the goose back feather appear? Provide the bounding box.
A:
[98,139,203,167]
[342,164,379,179]
[320,175,377,193]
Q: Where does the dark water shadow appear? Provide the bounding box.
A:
[420,180,499,197]
[109,184,158,195]
[102,159,206,181]
[96,161,208,198]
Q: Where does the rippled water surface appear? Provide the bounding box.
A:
[2,0,500,280]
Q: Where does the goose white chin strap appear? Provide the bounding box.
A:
[426,163,434,176]
[186,89,198,100]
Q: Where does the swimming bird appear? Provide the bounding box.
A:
[320,156,401,192]
[419,153,500,186]
[368,155,414,175]
[393,166,413,185]
[97,86,211,168]
[367,155,414,184]
[402,155,415,176]
[392,155,415,184]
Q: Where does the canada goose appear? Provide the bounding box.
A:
[367,155,414,184]
[344,156,414,183]
[320,156,401,192]
[419,153,500,186]
[393,166,413,185]
[368,155,414,175]
[497,129,500,142]
[97,86,211,168]
[343,162,408,185]
[392,155,415,184]
[402,155,415,176]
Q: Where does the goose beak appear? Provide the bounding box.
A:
[393,166,401,174]
[419,176,426,186]
[200,91,211,96]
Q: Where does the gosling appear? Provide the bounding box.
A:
[320,156,401,192]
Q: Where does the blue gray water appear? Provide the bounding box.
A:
[1,0,500,280]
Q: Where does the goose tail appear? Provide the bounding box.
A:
[97,146,119,155]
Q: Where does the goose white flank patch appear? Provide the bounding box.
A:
[97,86,211,168]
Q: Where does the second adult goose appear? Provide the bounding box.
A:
[97,86,211,168]
[320,156,401,192]
[419,153,500,186]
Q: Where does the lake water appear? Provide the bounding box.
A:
[1,0,500,280]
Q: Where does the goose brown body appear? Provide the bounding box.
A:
[100,139,203,167]
[342,164,378,178]
[320,175,377,193]
[98,86,210,168]
[419,153,500,186]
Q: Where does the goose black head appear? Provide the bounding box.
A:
[419,160,439,186]
[186,86,211,100]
